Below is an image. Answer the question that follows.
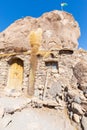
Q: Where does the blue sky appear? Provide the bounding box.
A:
[0,0,87,49]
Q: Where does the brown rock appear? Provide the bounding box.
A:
[73,114,80,123]
[81,116,87,130]
[0,10,85,130]
[73,60,87,90]
[43,99,58,107]
[0,10,80,53]
[71,102,83,115]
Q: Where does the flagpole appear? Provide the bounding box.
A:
[61,0,63,11]
[61,6,63,11]
[61,2,68,11]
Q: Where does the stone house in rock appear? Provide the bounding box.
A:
[0,10,85,99]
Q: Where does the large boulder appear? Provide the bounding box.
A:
[73,60,87,90]
[0,10,80,53]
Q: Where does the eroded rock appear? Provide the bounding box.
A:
[0,10,80,53]
[73,113,80,123]
[0,106,4,118]
[71,102,84,115]
[81,116,87,130]
[0,115,12,128]
[73,61,87,91]
[0,97,31,114]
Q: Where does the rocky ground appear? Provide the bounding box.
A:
[0,96,77,130]
[0,91,87,130]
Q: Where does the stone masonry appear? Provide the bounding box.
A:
[0,10,87,130]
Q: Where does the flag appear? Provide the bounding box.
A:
[61,2,68,7]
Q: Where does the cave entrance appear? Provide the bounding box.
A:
[7,58,24,90]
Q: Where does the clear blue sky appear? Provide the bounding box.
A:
[0,0,87,49]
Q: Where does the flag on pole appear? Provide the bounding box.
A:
[61,2,68,11]
[61,2,68,7]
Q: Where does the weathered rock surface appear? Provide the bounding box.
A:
[0,97,31,114]
[71,102,83,115]
[0,100,77,130]
[0,10,87,130]
[0,10,80,53]
[73,61,87,90]
[73,113,80,123]
[0,106,4,118]
[81,116,87,130]
[0,114,12,128]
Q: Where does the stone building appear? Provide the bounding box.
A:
[0,10,87,100]
[0,11,87,130]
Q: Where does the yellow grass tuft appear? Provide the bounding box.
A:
[28,28,42,96]
[29,28,42,49]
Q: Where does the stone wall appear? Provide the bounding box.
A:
[34,50,81,100]
[22,55,30,89]
[0,50,87,129]
[0,58,8,90]
[0,54,30,92]
[0,50,86,99]
[34,58,46,99]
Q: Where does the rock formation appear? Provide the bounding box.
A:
[0,10,80,53]
[0,10,87,130]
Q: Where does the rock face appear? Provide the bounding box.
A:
[0,10,80,53]
[81,116,87,130]
[73,61,87,90]
[0,10,87,130]
[0,104,76,130]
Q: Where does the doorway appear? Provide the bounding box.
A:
[7,58,24,90]
[43,61,58,99]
